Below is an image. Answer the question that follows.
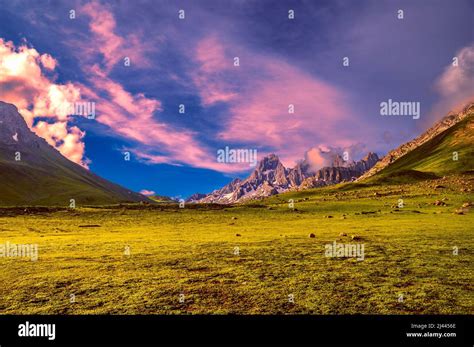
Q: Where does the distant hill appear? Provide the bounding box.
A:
[0,101,150,206]
[148,195,175,203]
[361,103,474,183]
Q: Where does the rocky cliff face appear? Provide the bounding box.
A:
[194,151,380,204]
[0,102,52,164]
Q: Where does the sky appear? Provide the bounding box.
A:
[0,0,473,198]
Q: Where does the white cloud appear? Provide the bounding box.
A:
[0,38,89,167]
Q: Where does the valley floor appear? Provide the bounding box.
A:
[0,175,472,314]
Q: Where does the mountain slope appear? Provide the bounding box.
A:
[363,104,474,183]
[360,103,474,181]
[0,101,150,206]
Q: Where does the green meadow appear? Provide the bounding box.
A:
[0,175,472,314]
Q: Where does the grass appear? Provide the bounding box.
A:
[369,114,474,182]
[0,148,147,206]
[0,174,472,314]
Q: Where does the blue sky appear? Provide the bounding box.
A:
[0,0,473,198]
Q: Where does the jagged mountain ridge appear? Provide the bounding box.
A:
[193,152,379,204]
[0,101,150,205]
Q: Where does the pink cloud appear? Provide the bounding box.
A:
[0,38,89,167]
[70,7,249,173]
[80,1,153,71]
[35,121,88,168]
[79,69,247,173]
[39,53,57,70]
[192,35,361,167]
[195,35,231,73]
[304,143,367,171]
[139,189,155,196]
[435,43,474,113]
[305,147,335,170]
[192,35,238,105]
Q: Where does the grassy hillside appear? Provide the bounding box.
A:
[368,114,473,184]
[0,160,126,206]
[0,101,149,206]
[0,153,147,206]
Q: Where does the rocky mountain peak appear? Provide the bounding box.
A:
[0,101,54,156]
[256,154,281,171]
[185,193,207,203]
[330,153,347,167]
[362,152,377,161]
[249,153,288,187]
[0,101,34,144]
[0,100,20,116]
[359,152,379,168]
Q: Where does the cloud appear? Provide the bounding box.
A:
[192,35,362,167]
[435,43,474,112]
[80,1,153,71]
[0,2,364,174]
[1,2,244,174]
[193,35,238,105]
[70,5,251,173]
[0,38,89,167]
[139,189,155,196]
[39,53,56,70]
[304,146,335,171]
[303,143,367,172]
[34,121,88,168]
[77,65,246,173]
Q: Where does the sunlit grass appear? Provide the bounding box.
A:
[0,175,472,314]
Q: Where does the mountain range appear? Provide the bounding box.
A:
[190,152,380,204]
[0,100,472,206]
[190,102,474,204]
[0,101,149,206]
